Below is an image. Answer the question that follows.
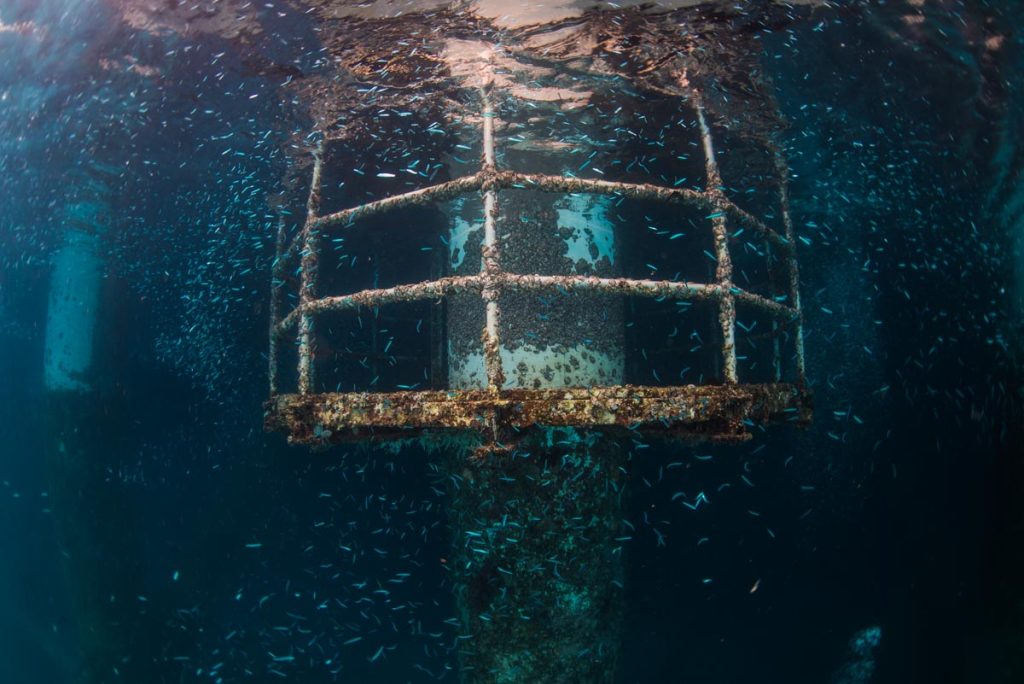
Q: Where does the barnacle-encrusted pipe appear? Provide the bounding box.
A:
[273,174,485,274]
[766,240,783,382]
[273,275,797,336]
[268,214,288,396]
[496,172,789,250]
[272,170,788,281]
[297,141,323,395]
[771,143,808,386]
[276,276,483,331]
[695,95,738,384]
[479,88,506,392]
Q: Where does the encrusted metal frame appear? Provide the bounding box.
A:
[266,88,811,446]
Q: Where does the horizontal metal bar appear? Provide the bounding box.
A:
[275,170,789,276]
[493,172,790,250]
[731,289,799,320]
[314,174,485,229]
[276,272,797,337]
[715,199,789,250]
[265,383,813,446]
[277,274,718,334]
[500,273,721,301]
[276,275,484,334]
[273,174,485,275]
[495,171,707,205]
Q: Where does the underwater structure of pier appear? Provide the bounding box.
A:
[261,6,813,680]
[3,1,1024,683]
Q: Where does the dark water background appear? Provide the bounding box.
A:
[1,1,1023,683]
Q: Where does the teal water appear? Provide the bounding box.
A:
[1,1,1022,683]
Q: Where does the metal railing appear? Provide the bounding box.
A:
[268,88,807,402]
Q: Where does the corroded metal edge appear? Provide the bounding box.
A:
[264,383,812,447]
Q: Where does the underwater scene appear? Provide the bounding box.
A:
[1,1,1023,682]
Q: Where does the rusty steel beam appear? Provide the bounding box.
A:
[495,171,706,206]
[764,239,783,382]
[264,383,812,446]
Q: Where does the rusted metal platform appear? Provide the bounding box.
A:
[265,83,812,448]
[265,383,812,446]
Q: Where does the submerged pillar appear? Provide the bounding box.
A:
[40,187,155,682]
[443,99,628,682]
[44,200,105,392]
[42,195,114,682]
[264,19,813,684]
[446,432,627,683]
[42,195,110,682]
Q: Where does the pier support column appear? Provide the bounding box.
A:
[44,201,105,392]
[443,113,629,682]
[447,431,627,683]
[41,193,155,683]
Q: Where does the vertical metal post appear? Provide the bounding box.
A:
[771,144,807,386]
[695,98,738,384]
[429,248,446,389]
[370,257,380,382]
[479,89,506,392]
[298,141,324,395]
[766,243,782,382]
[269,214,287,395]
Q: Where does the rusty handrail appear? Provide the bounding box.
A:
[268,89,808,397]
